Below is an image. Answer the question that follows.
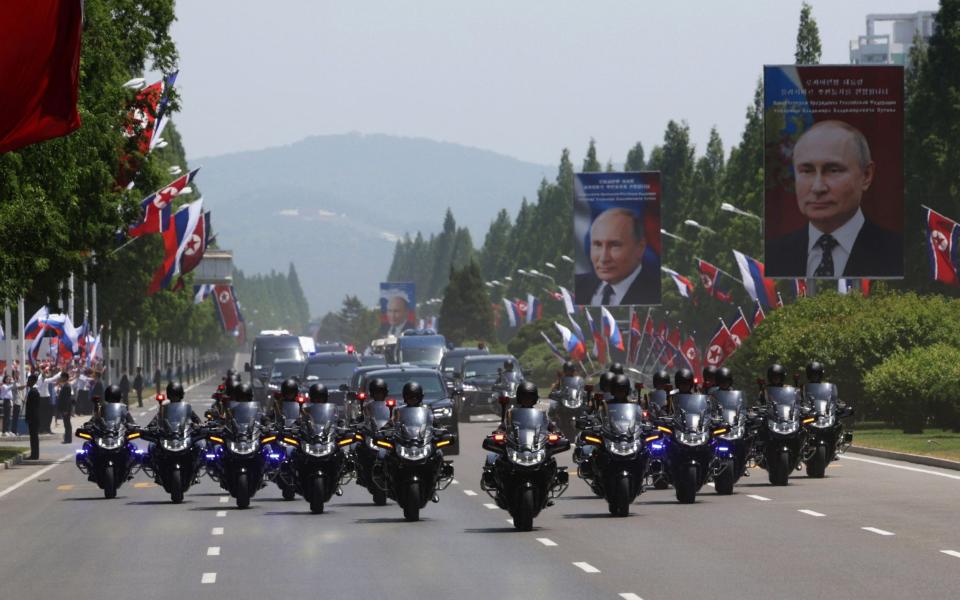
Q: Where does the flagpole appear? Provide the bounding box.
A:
[108,235,143,257]
[695,256,744,284]
[626,305,635,366]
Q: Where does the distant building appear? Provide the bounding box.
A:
[849,11,936,66]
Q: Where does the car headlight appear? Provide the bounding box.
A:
[719,424,744,441]
[812,414,835,428]
[161,438,190,452]
[507,448,545,466]
[97,436,124,450]
[675,430,708,446]
[397,444,432,460]
[432,407,453,419]
[461,383,478,392]
[605,438,640,456]
[303,442,335,457]
[769,419,799,434]
[228,440,259,455]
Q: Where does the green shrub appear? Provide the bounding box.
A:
[506,320,558,359]
[863,344,960,433]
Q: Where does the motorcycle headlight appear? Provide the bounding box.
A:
[562,392,583,409]
[397,444,432,460]
[228,440,259,455]
[812,414,836,428]
[432,407,453,419]
[303,442,335,457]
[719,424,745,441]
[97,436,123,450]
[769,419,799,434]
[675,430,708,446]
[507,448,545,466]
[160,438,190,452]
[461,383,478,392]
[605,438,640,456]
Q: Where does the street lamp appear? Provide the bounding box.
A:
[560,255,574,264]
[168,165,183,176]
[122,77,146,89]
[504,276,513,282]
[516,269,528,276]
[720,202,761,221]
[660,228,687,242]
[683,219,716,234]
[544,262,556,270]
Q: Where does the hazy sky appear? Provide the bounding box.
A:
[169,0,938,165]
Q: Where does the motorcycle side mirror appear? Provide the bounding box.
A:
[244,362,251,372]
[634,381,644,391]
[498,395,509,406]
[339,384,349,392]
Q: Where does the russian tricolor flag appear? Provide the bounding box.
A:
[555,323,587,361]
[502,297,520,328]
[732,250,778,310]
[600,306,624,351]
[525,294,542,323]
[24,306,49,340]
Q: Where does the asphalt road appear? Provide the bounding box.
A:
[2,376,959,600]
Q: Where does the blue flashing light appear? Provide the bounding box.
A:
[649,440,665,453]
[204,453,217,460]
[268,452,282,461]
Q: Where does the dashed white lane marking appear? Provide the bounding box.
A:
[619,594,644,600]
[483,503,497,509]
[463,490,478,496]
[706,482,715,488]
[799,509,826,517]
[201,572,217,584]
[0,453,73,500]
[452,479,459,485]
[840,455,960,481]
[941,550,960,559]
[505,518,514,525]
[862,527,895,536]
[536,538,557,547]
[219,496,229,503]
[216,510,227,517]
[211,527,224,536]
[207,546,220,556]
[573,562,600,574]
[747,494,771,502]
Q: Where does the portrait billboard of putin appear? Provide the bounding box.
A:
[378,283,416,337]
[572,172,662,307]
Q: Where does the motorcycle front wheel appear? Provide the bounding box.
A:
[714,459,735,495]
[103,465,117,499]
[806,444,827,478]
[310,476,325,514]
[768,450,791,486]
[513,487,535,531]
[403,481,420,522]
[170,470,184,504]
[675,464,698,504]
[608,475,632,517]
[236,473,250,508]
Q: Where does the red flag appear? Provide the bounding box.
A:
[680,335,701,375]
[655,321,667,340]
[729,312,751,348]
[705,324,738,366]
[128,169,201,238]
[214,285,242,335]
[794,279,807,299]
[0,1,83,153]
[861,279,871,297]
[628,311,642,364]
[117,81,164,186]
[697,259,734,303]
[172,212,210,291]
[667,327,681,352]
[752,301,765,328]
[925,207,960,286]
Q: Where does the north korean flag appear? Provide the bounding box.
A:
[628,311,642,364]
[680,335,701,374]
[705,323,738,367]
[172,211,211,291]
[129,168,200,238]
[148,199,204,294]
[697,259,734,303]
[752,300,766,328]
[214,285,242,335]
[925,206,960,287]
[728,311,751,348]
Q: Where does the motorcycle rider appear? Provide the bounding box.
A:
[401,381,426,409]
[496,360,521,386]
[267,378,300,425]
[484,382,555,487]
[550,361,579,395]
[806,361,825,384]
[716,367,734,391]
[87,384,137,427]
[759,364,787,405]
[608,363,625,376]
[673,369,695,395]
[701,365,719,393]
[307,383,329,404]
[369,378,388,402]
[147,382,201,428]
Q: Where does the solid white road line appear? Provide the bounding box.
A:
[536,538,557,547]
[211,527,224,536]
[216,510,227,517]
[201,573,217,584]
[747,494,771,502]
[573,562,600,574]
[840,455,960,481]
[862,527,895,536]
[0,453,73,500]
[463,490,478,496]
[207,547,220,556]
[619,594,644,600]
[798,509,826,517]
[941,550,960,559]
[483,503,497,509]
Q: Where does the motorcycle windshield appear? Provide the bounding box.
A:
[605,403,640,436]
[509,408,546,449]
[561,376,584,389]
[161,403,191,434]
[673,394,709,432]
[767,387,800,421]
[648,390,669,412]
[396,406,432,442]
[712,391,743,427]
[228,403,261,437]
[303,404,338,439]
[101,403,128,430]
[280,402,301,424]
[366,402,392,430]
[804,383,836,415]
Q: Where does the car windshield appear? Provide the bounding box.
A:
[270,362,304,380]
[255,346,303,368]
[463,358,512,379]
[399,346,444,367]
[360,355,386,367]
[370,372,445,397]
[304,361,357,384]
[440,355,467,374]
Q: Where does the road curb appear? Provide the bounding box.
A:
[848,445,960,471]
[1,450,28,470]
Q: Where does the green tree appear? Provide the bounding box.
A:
[439,262,494,345]
[582,138,602,172]
[624,142,645,171]
[795,2,822,64]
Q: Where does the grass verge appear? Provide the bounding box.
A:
[853,427,960,462]
[0,447,29,463]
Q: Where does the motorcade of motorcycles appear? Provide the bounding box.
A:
[549,375,588,438]
[371,404,455,521]
[204,402,277,508]
[756,385,807,486]
[481,401,570,531]
[139,398,206,503]
[575,402,658,516]
[352,395,396,505]
[284,401,356,513]
[268,397,307,500]
[653,393,729,503]
[710,389,757,495]
[644,389,672,490]
[454,354,521,420]
[800,382,854,478]
[75,403,142,499]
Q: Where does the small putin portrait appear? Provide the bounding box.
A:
[765,120,902,278]
[380,291,413,336]
[574,207,659,306]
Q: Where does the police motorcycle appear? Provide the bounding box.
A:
[548,362,588,438]
[754,365,808,486]
[642,369,673,490]
[284,384,355,514]
[352,378,396,506]
[370,383,455,522]
[575,375,657,516]
[800,362,854,478]
[571,372,614,497]
[138,384,206,503]
[488,365,522,415]
[203,384,276,508]
[709,368,757,495]
[481,382,570,531]
[266,379,307,500]
[652,369,730,504]
[75,385,141,499]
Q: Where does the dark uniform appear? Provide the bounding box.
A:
[24,381,41,459]
[56,380,74,443]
